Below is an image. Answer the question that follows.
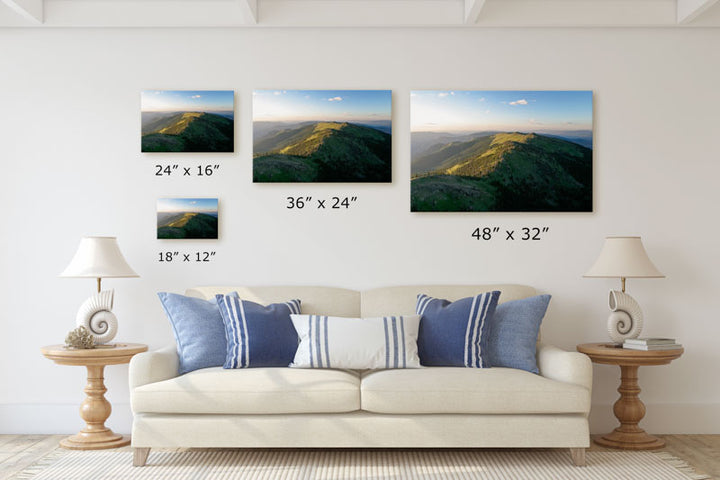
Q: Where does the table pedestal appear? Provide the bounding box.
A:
[595,365,664,450]
[60,365,129,450]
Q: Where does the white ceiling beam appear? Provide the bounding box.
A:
[1,0,43,24]
[238,0,257,24]
[464,0,487,24]
[476,0,676,26]
[36,0,258,27]
[258,0,462,26]
[677,0,720,23]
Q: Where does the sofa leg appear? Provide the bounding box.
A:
[133,447,150,467]
[569,448,586,466]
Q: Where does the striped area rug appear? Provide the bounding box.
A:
[13,449,710,480]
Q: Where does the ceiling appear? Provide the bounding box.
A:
[1,0,719,27]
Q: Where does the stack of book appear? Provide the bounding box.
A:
[623,338,682,350]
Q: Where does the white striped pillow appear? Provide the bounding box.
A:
[290,314,421,369]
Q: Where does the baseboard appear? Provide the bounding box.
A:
[2,403,719,435]
[589,403,720,434]
[0,403,133,434]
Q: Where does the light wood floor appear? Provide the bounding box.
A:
[1,434,718,479]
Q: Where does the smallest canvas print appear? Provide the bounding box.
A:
[157,198,219,240]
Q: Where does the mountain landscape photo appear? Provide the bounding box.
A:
[411,90,593,212]
[157,198,219,239]
[141,91,234,153]
[253,90,392,182]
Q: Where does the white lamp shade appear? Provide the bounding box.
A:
[60,236,139,278]
[584,236,664,278]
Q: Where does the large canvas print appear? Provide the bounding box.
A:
[253,90,392,182]
[157,198,219,239]
[411,90,593,212]
[141,90,234,153]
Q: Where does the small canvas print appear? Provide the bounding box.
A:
[157,198,219,239]
[411,90,593,212]
[141,90,234,153]
[253,90,392,182]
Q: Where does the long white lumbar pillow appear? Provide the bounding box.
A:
[290,314,421,369]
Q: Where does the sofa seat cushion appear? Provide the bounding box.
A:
[132,367,360,414]
[360,367,590,414]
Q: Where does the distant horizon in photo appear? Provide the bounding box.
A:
[142,90,234,113]
[411,90,592,134]
[253,90,391,124]
[157,198,218,214]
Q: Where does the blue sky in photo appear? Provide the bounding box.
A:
[157,198,218,214]
[411,90,592,133]
[253,90,391,122]
[142,91,234,113]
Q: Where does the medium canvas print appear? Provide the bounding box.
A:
[157,198,219,239]
[253,90,392,182]
[411,90,593,212]
[141,90,234,153]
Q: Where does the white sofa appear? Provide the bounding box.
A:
[129,285,592,467]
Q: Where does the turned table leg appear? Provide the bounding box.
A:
[594,365,665,450]
[60,364,130,450]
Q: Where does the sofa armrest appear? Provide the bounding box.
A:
[129,345,179,390]
[536,343,593,392]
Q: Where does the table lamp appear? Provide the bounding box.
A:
[60,236,139,345]
[583,236,664,344]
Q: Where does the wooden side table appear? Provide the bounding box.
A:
[41,343,148,450]
[577,342,683,450]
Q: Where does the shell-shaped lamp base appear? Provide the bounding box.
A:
[76,290,118,344]
[606,290,644,344]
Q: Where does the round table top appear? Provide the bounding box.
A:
[577,342,683,366]
[41,343,148,366]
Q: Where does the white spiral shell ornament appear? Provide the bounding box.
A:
[606,290,644,344]
[76,290,118,344]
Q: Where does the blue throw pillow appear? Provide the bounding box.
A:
[157,292,228,375]
[216,295,301,368]
[416,291,500,367]
[486,295,551,374]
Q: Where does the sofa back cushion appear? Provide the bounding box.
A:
[186,286,361,317]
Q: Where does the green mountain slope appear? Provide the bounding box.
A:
[254,122,391,182]
[142,112,234,152]
[157,213,218,239]
[411,132,592,212]
[254,123,317,154]
[142,112,186,136]
[412,134,493,175]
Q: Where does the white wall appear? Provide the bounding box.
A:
[0,27,718,435]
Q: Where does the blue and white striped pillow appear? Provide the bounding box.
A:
[416,291,500,368]
[216,295,301,368]
[289,314,421,369]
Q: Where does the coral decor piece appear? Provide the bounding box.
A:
[65,326,96,349]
